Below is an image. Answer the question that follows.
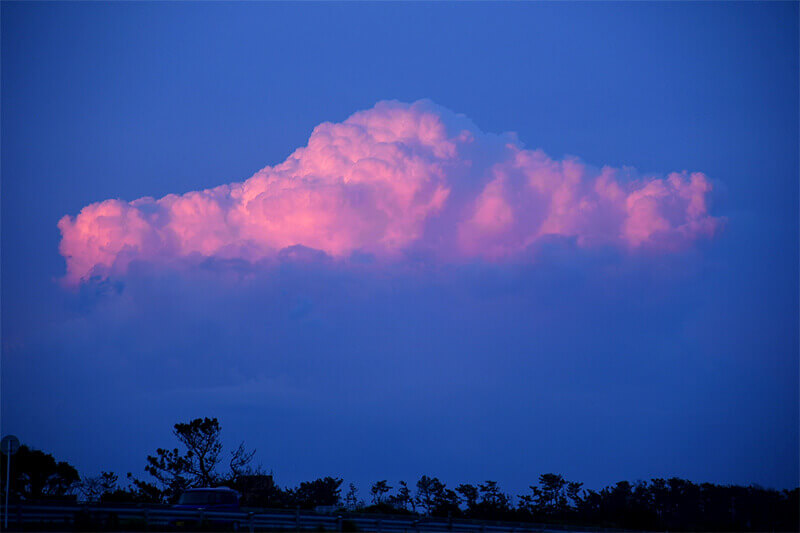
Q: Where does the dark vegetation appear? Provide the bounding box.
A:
[2,417,797,531]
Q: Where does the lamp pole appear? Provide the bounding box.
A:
[1,435,20,529]
[4,447,9,529]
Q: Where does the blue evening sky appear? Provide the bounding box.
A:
[2,2,798,494]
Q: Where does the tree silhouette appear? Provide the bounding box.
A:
[415,475,444,515]
[131,416,254,503]
[1,445,79,502]
[80,471,118,503]
[536,473,568,515]
[344,483,360,510]
[433,488,461,517]
[10,420,799,532]
[469,480,511,519]
[287,477,343,509]
[172,417,223,487]
[370,480,392,505]
[228,442,257,482]
[392,480,413,511]
[566,481,584,510]
[456,483,479,513]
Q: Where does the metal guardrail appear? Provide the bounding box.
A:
[0,503,620,532]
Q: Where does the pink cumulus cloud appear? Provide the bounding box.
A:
[58,100,721,285]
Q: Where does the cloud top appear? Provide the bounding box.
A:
[59,100,720,285]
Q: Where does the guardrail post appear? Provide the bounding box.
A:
[199,509,205,528]
[81,503,90,529]
[248,511,255,533]
[376,518,382,532]
[143,507,150,531]
[336,514,342,532]
[295,506,300,531]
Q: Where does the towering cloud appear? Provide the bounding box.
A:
[58,100,720,285]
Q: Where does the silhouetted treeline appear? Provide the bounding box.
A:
[3,417,797,532]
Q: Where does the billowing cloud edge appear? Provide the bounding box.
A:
[58,100,721,285]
